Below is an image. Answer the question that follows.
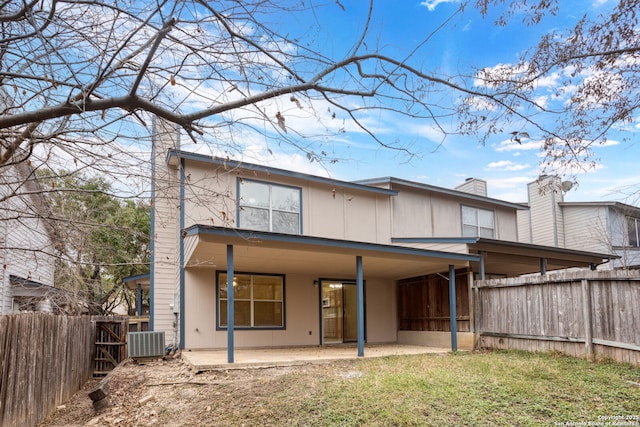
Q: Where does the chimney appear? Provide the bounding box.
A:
[525,175,565,248]
[455,178,488,197]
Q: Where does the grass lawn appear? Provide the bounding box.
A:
[216,350,640,426]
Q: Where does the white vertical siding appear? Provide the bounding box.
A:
[0,165,55,313]
[517,209,532,244]
[454,178,487,197]
[527,177,564,247]
[151,119,181,342]
[562,205,611,253]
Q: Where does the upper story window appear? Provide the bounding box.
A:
[461,205,495,238]
[627,216,640,247]
[238,179,301,234]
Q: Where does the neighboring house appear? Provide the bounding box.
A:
[0,161,57,313]
[150,120,614,357]
[518,175,640,270]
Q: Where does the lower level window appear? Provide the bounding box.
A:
[217,272,284,328]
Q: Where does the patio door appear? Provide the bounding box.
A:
[321,280,358,343]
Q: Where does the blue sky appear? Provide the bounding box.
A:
[317,0,639,204]
[175,0,639,205]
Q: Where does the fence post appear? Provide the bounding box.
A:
[581,279,594,361]
[473,286,481,349]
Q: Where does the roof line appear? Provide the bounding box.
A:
[166,150,398,196]
[559,201,640,212]
[472,237,618,259]
[358,177,527,210]
[185,225,481,262]
[123,273,151,283]
[393,236,616,259]
[393,237,479,244]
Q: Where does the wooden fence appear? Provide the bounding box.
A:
[474,269,640,365]
[0,313,128,427]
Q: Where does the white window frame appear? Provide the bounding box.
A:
[237,179,301,234]
[217,272,285,329]
[461,205,495,238]
[627,216,640,247]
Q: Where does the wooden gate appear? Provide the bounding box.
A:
[93,318,128,377]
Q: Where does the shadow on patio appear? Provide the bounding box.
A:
[181,344,451,372]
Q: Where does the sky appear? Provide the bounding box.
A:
[178,0,639,206]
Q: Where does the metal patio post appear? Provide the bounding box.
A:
[227,244,234,363]
[356,255,364,357]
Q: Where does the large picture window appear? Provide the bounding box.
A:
[217,272,285,329]
[238,179,301,234]
[627,216,640,247]
[461,206,495,238]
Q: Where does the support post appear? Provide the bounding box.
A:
[581,279,594,361]
[474,251,485,349]
[136,284,143,317]
[356,255,364,357]
[227,244,235,363]
[449,264,457,352]
[540,258,547,275]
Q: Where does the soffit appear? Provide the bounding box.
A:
[183,226,477,280]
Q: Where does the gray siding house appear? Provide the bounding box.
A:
[0,162,56,313]
[518,176,640,270]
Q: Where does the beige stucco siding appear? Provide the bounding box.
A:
[183,268,397,350]
[391,188,518,240]
[391,188,433,237]
[494,206,518,241]
[180,160,393,244]
[363,278,397,343]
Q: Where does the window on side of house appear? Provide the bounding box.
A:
[627,216,640,247]
[217,272,285,329]
[238,179,301,234]
[461,205,495,238]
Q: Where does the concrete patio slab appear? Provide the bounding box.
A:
[181,344,451,371]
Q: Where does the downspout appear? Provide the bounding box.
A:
[137,284,142,317]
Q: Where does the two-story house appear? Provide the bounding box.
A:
[150,120,613,359]
[0,161,57,313]
[518,175,640,270]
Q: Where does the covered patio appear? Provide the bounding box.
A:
[181,344,451,371]
[181,225,480,362]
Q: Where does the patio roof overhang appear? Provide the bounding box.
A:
[392,237,617,276]
[183,225,481,279]
[123,273,150,291]
[469,238,616,275]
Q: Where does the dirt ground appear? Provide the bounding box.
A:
[38,355,344,427]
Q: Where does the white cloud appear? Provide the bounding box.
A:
[485,176,534,202]
[485,160,531,172]
[599,139,620,147]
[493,139,543,152]
[419,0,459,12]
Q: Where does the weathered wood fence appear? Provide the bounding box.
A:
[0,313,128,427]
[474,270,640,365]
